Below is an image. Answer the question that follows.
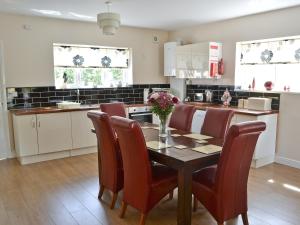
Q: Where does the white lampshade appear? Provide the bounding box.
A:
[97,12,120,35]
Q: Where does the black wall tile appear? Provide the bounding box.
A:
[186,84,280,110]
[7,84,170,109]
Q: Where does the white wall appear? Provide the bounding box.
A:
[0,12,169,87]
[170,6,300,169]
[169,6,300,86]
[276,93,300,169]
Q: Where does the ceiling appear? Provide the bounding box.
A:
[1,0,300,30]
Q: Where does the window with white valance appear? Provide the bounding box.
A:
[53,44,132,89]
[235,35,300,92]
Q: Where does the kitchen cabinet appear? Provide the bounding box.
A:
[12,110,97,164]
[37,113,72,154]
[13,114,38,157]
[71,111,97,149]
[191,110,278,168]
[191,110,206,133]
[231,114,278,167]
[164,42,177,76]
[174,42,222,79]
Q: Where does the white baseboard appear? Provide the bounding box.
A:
[251,155,275,168]
[71,146,97,156]
[17,146,97,165]
[275,156,300,169]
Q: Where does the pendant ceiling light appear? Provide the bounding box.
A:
[97,1,120,35]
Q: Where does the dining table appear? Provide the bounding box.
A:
[92,122,223,225]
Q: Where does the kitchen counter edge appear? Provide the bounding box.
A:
[10,103,150,116]
[186,102,278,116]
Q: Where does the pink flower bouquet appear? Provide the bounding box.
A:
[148,92,179,136]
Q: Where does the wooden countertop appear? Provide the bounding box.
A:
[10,103,150,116]
[10,102,277,116]
[186,102,278,116]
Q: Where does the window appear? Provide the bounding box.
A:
[235,35,300,92]
[53,44,132,89]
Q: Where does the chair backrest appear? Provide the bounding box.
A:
[111,116,152,208]
[214,121,266,218]
[100,102,126,117]
[201,108,234,139]
[87,111,120,190]
[169,104,196,132]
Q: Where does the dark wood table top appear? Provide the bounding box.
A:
[92,122,223,170]
[141,122,223,170]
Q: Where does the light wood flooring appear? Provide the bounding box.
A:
[0,154,299,225]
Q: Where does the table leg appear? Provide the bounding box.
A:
[177,167,193,225]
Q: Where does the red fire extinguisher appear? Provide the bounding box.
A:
[210,62,218,77]
[218,58,224,75]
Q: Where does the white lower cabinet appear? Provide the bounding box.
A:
[231,114,278,168]
[13,114,38,157]
[37,113,72,154]
[191,110,206,133]
[71,111,97,149]
[13,110,97,164]
[191,110,278,168]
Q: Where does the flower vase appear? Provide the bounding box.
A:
[159,117,167,137]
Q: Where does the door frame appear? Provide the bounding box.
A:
[0,41,11,159]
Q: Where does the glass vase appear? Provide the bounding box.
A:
[159,116,167,137]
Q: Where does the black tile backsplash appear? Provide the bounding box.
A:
[7,84,170,109]
[186,85,280,110]
[7,83,280,110]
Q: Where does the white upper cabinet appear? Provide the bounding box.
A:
[71,111,97,149]
[164,42,177,76]
[37,112,72,154]
[164,41,222,79]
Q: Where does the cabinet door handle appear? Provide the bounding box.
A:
[38,121,41,127]
[31,118,36,128]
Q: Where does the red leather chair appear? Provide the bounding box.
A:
[193,121,266,225]
[111,116,178,225]
[169,103,196,132]
[100,102,127,117]
[201,108,234,140]
[87,111,123,209]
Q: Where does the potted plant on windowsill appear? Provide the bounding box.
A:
[148,92,179,137]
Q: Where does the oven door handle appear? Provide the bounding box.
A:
[130,113,152,117]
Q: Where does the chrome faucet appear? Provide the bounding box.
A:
[76,88,80,103]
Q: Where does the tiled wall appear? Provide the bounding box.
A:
[186,85,280,110]
[7,84,170,109]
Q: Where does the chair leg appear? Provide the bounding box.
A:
[98,184,105,200]
[241,212,249,225]
[168,190,174,200]
[110,193,118,209]
[119,201,128,218]
[193,195,198,212]
[139,213,147,225]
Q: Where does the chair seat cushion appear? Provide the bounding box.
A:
[152,164,177,186]
[192,165,217,218]
[193,165,217,188]
[144,164,177,213]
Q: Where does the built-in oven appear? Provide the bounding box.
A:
[128,106,152,123]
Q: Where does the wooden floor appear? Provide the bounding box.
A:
[0,154,299,225]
